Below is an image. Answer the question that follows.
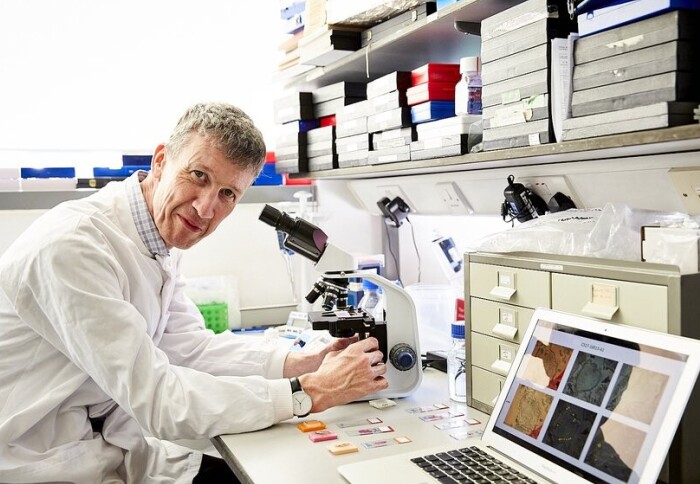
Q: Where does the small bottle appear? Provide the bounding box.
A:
[447,321,467,402]
[358,280,384,322]
[454,56,482,116]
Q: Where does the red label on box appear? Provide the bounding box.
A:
[411,63,460,86]
[455,297,465,321]
[320,115,336,127]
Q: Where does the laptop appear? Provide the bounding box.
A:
[338,308,700,484]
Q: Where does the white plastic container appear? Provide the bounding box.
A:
[447,321,467,402]
[405,284,459,352]
[185,275,241,330]
[455,56,482,116]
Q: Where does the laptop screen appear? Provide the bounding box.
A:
[491,318,689,484]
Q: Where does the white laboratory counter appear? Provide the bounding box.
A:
[212,368,490,484]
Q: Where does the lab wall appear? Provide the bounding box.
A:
[313,180,507,288]
[0,0,279,168]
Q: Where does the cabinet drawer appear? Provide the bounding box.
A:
[469,263,550,308]
[470,297,535,343]
[551,273,668,332]
[471,366,506,411]
[471,332,519,377]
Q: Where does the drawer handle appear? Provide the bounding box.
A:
[492,323,518,340]
[582,302,618,320]
[489,286,516,300]
[490,359,511,376]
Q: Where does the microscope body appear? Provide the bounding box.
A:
[259,205,422,399]
[308,244,423,399]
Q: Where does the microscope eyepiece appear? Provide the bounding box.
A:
[259,204,283,228]
[258,204,328,263]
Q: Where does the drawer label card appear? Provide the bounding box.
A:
[491,271,517,300]
[498,271,515,288]
[500,308,515,325]
[591,283,618,307]
[499,344,515,362]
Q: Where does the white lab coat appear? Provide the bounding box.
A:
[0,180,294,483]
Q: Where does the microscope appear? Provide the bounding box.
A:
[259,204,422,399]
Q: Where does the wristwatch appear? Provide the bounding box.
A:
[290,377,312,417]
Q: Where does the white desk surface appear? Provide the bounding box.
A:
[212,368,490,484]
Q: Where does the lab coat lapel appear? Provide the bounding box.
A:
[154,254,176,346]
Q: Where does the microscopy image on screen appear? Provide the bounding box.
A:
[563,351,617,406]
[543,400,597,458]
[525,340,574,390]
[606,364,669,424]
[584,417,646,481]
[503,384,554,439]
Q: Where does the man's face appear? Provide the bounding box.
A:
[149,134,257,249]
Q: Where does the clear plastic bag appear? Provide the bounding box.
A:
[469,203,699,261]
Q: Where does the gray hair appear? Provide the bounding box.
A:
[166,102,267,174]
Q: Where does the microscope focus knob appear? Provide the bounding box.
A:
[389,343,417,371]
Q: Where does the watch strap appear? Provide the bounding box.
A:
[290,376,303,394]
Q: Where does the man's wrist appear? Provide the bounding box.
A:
[290,376,312,417]
[298,374,328,414]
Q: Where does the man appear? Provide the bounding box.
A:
[0,103,388,483]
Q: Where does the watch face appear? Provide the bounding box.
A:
[293,391,312,416]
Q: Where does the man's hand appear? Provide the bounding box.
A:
[282,335,358,378]
[298,337,389,413]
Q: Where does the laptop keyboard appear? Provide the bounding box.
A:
[410,446,537,484]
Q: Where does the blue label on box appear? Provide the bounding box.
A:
[411,101,455,124]
[21,167,76,179]
[281,1,305,19]
[122,154,152,166]
[93,165,151,177]
[253,162,283,186]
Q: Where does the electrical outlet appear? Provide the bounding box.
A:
[519,175,579,208]
[436,182,473,214]
[346,181,414,215]
[376,184,407,202]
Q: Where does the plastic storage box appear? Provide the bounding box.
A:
[196,302,229,334]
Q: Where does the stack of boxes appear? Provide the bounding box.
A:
[406,63,472,160]
[307,81,366,171]
[277,1,306,74]
[19,168,76,191]
[253,152,283,186]
[411,115,478,161]
[298,27,362,67]
[480,0,575,151]
[306,122,336,172]
[408,63,459,125]
[366,71,414,165]
[563,10,700,140]
[335,99,372,168]
[359,2,437,48]
[273,92,319,174]
[298,0,362,67]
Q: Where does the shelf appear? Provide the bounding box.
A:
[0,185,314,210]
[277,0,526,90]
[291,124,700,180]
[277,1,700,183]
